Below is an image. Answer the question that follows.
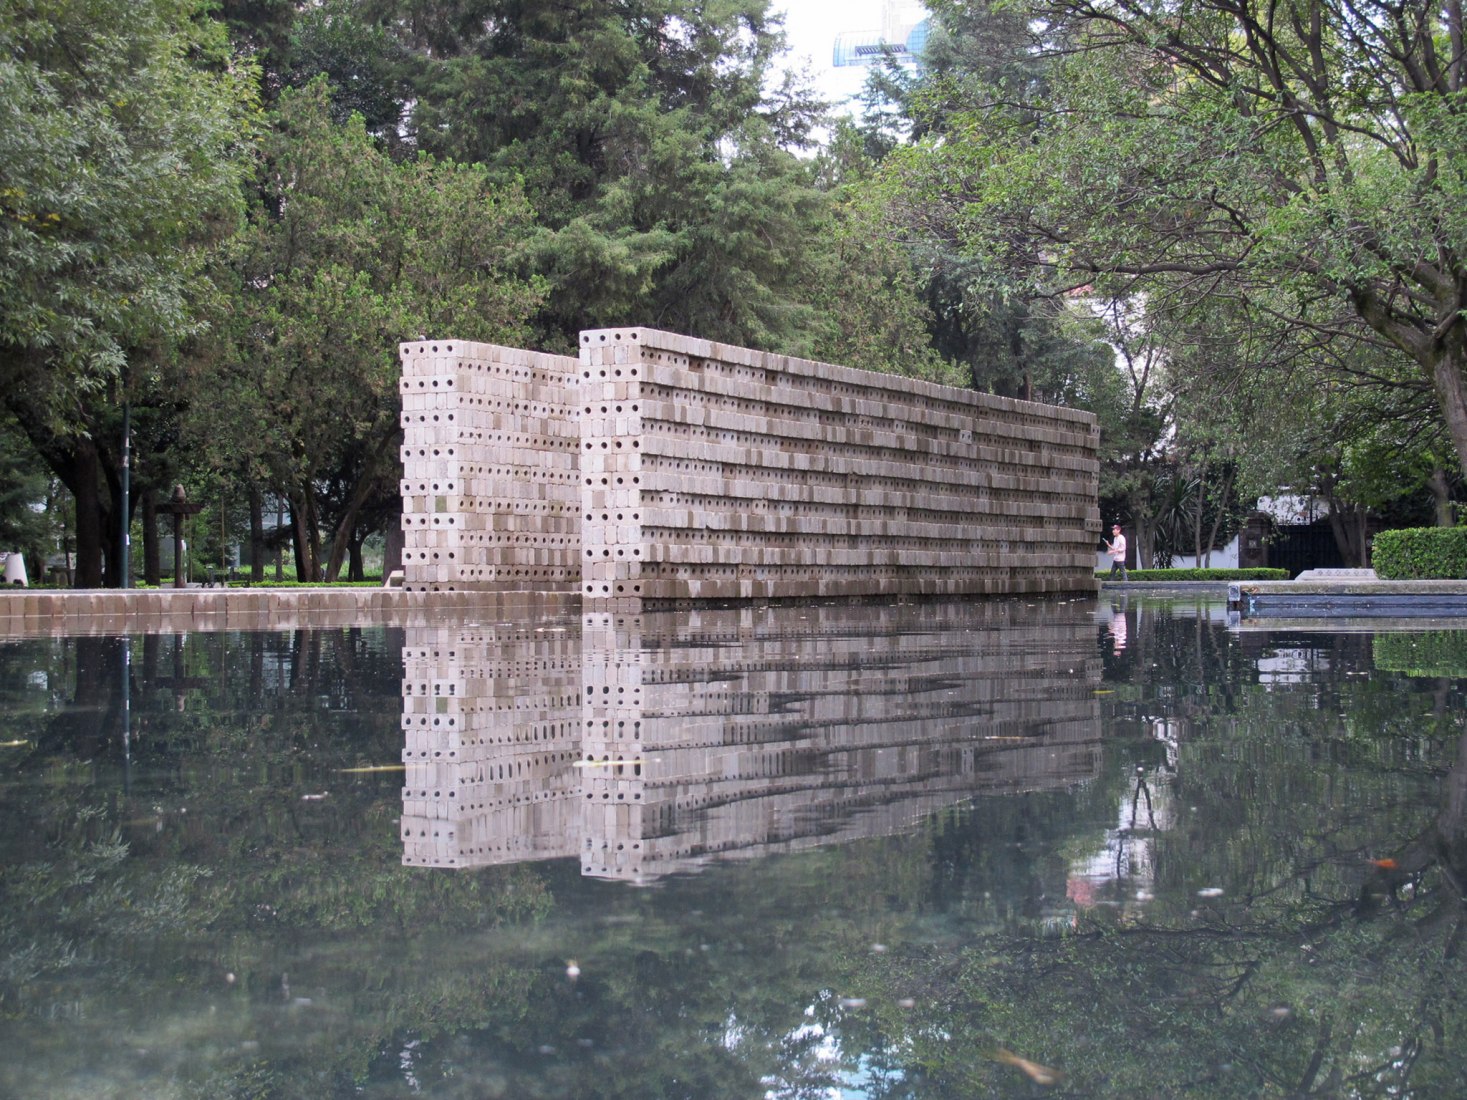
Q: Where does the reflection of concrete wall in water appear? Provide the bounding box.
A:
[400,624,583,867]
[400,603,1102,879]
[400,329,1100,603]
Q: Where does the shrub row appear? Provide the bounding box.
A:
[1371,528,1467,579]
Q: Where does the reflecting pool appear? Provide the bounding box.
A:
[1,597,1464,1098]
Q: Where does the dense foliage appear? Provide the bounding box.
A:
[1372,527,1467,580]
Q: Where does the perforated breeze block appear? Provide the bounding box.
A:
[577,328,1099,605]
[401,329,1100,603]
[399,340,581,592]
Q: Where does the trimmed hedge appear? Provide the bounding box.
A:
[1372,528,1467,579]
[1373,631,1467,678]
[1095,568,1288,581]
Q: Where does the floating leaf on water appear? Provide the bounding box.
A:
[989,1047,1063,1086]
[338,764,405,773]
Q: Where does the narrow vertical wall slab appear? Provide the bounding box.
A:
[398,339,582,592]
[400,622,583,868]
[576,328,1100,605]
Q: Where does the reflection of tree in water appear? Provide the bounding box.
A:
[0,628,556,1100]
[2,617,1465,1097]
[897,636,1467,1097]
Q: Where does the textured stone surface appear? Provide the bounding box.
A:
[399,339,582,593]
[578,328,1099,604]
[401,328,1100,604]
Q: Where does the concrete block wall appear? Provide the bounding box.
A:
[399,601,1101,880]
[399,328,1099,603]
[399,339,581,592]
[577,328,1099,605]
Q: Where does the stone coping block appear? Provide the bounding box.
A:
[0,589,580,638]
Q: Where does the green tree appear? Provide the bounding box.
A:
[888,0,1467,482]
[0,0,256,586]
[197,80,543,582]
[361,0,835,351]
[850,0,1135,412]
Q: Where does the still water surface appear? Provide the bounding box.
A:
[0,597,1463,1098]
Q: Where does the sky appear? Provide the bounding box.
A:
[769,0,910,112]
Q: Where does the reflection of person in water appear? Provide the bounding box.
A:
[1108,610,1128,654]
[1102,597,1129,657]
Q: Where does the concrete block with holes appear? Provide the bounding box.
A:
[399,340,582,593]
[400,328,1099,603]
[574,327,1099,605]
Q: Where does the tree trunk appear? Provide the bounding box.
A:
[323,424,399,582]
[289,490,320,583]
[248,485,265,582]
[1432,348,1467,484]
[69,441,107,588]
[347,534,364,581]
[1191,463,1206,564]
[142,487,161,586]
[1203,466,1235,567]
[1429,468,1455,527]
[1326,502,1368,566]
[102,455,124,587]
[1132,516,1154,569]
[383,503,404,578]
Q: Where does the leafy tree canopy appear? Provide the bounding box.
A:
[0,0,257,418]
[884,0,1467,479]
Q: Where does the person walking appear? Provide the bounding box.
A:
[1105,523,1128,581]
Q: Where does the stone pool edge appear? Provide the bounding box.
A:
[0,588,583,638]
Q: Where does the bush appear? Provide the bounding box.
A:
[1373,632,1467,678]
[1095,568,1289,581]
[1371,528,1467,579]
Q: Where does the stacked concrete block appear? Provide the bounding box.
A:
[400,622,582,868]
[573,599,1102,882]
[577,328,1100,605]
[577,611,650,878]
[399,340,581,592]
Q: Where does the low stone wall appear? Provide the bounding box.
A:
[400,328,1100,604]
